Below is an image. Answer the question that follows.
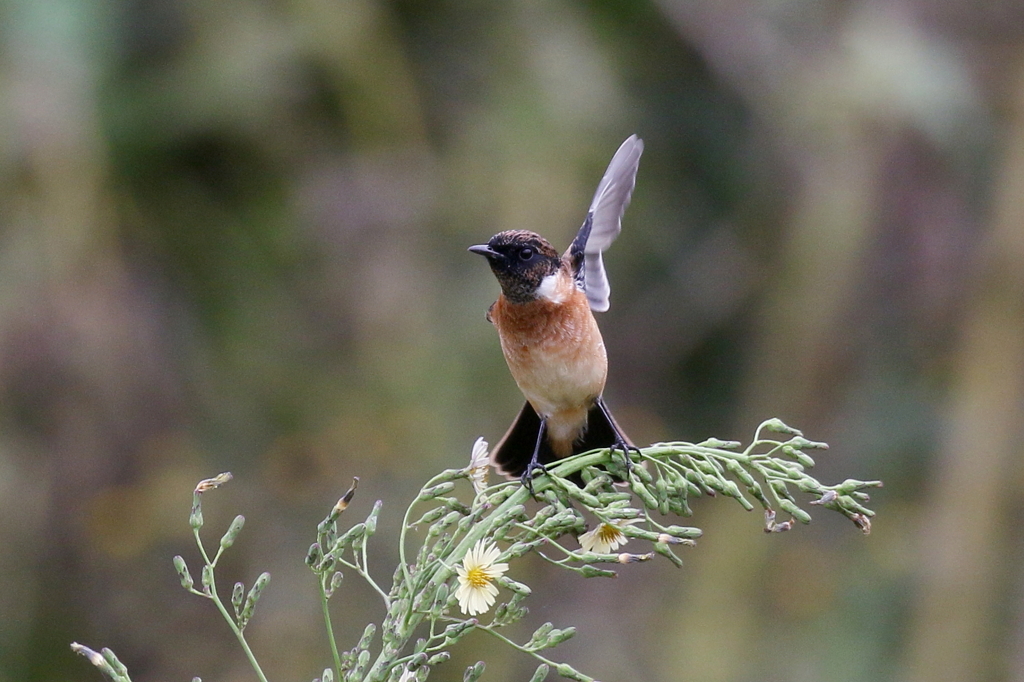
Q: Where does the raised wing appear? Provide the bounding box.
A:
[567,135,644,312]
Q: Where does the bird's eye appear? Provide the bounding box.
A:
[519,248,534,261]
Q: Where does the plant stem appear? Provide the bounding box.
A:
[319,579,344,682]
[192,527,270,682]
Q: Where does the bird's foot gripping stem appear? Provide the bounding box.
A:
[520,460,549,497]
[611,438,641,477]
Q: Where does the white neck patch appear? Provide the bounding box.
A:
[537,273,568,304]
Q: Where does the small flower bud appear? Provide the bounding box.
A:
[528,663,551,682]
[555,662,595,682]
[497,577,532,596]
[617,552,653,564]
[200,564,214,593]
[101,648,129,678]
[173,555,193,590]
[189,496,203,531]
[463,660,485,682]
[219,515,245,550]
[405,652,428,671]
[810,489,838,505]
[328,571,344,596]
[410,506,448,527]
[239,572,270,628]
[71,643,118,678]
[358,623,377,649]
[762,418,802,436]
[549,626,577,646]
[231,581,244,619]
[579,565,617,578]
[655,535,696,547]
[427,651,450,666]
[528,622,554,647]
[365,500,383,536]
[442,619,476,645]
[306,542,323,567]
[419,482,457,500]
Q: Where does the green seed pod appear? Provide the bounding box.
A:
[410,506,448,527]
[427,652,451,666]
[769,479,793,500]
[239,572,270,628]
[463,661,485,682]
[354,649,371,676]
[656,477,670,515]
[629,477,660,510]
[101,647,128,678]
[443,620,476,646]
[554,663,594,682]
[542,627,576,648]
[358,623,377,649]
[200,564,214,593]
[306,542,323,567]
[653,540,683,568]
[661,525,703,539]
[418,482,457,501]
[328,571,344,597]
[365,500,383,536]
[528,622,554,648]
[498,576,532,596]
[71,643,118,679]
[189,495,203,531]
[219,515,245,550]
[667,496,692,517]
[564,486,601,508]
[528,663,550,682]
[335,523,367,549]
[173,555,193,591]
[231,581,244,619]
[777,498,812,524]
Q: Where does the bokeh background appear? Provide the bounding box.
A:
[2,0,1023,680]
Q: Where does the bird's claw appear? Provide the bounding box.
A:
[521,462,549,497]
[612,439,640,476]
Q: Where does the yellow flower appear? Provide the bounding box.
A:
[578,518,642,554]
[455,539,508,616]
[467,437,490,496]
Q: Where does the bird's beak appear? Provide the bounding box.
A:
[468,244,500,258]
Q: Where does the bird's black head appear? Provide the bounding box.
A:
[469,230,563,303]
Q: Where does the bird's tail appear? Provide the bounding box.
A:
[489,400,633,480]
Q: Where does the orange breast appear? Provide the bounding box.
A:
[490,285,608,452]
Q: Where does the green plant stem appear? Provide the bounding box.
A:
[337,556,391,605]
[193,528,270,682]
[319,579,344,682]
[398,470,465,587]
[476,624,561,670]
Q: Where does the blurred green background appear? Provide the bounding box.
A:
[2,0,1022,680]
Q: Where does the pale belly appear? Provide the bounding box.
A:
[503,338,608,416]
[491,284,610,455]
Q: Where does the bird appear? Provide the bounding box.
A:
[469,135,644,486]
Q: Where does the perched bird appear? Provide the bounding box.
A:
[469,135,643,484]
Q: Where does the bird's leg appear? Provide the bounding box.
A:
[521,418,549,496]
[596,397,640,474]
